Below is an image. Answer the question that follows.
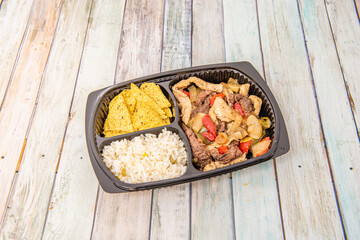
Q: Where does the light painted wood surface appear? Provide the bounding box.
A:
[0,0,62,220]
[223,0,283,238]
[42,0,126,239]
[298,0,360,238]
[150,0,191,239]
[257,0,344,239]
[0,0,92,238]
[191,0,234,239]
[0,0,359,239]
[92,0,165,239]
[0,0,33,104]
[325,0,360,134]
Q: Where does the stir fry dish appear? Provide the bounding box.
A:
[172,77,272,171]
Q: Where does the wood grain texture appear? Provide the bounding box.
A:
[298,0,360,238]
[41,0,126,239]
[191,0,234,239]
[91,0,165,239]
[257,0,344,239]
[0,0,92,238]
[0,0,34,104]
[150,0,191,239]
[192,0,225,66]
[223,0,283,238]
[0,0,62,220]
[0,0,33,104]
[325,0,360,133]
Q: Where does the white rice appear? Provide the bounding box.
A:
[101,128,188,184]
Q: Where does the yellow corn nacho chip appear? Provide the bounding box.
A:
[121,89,137,114]
[162,107,172,118]
[131,83,167,119]
[132,102,167,131]
[103,94,134,134]
[140,82,171,108]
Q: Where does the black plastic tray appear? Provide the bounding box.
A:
[85,62,290,193]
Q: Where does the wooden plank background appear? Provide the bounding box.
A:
[0,0,359,239]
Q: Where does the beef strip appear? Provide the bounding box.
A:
[210,141,242,164]
[194,90,212,107]
[190,95,213,118]
[234,94,254,115]
[217,121,226,132]
[182,124,212,169]
[227,92,236,107]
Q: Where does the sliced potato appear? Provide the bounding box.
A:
[248,125,262,139]
[246,115,261,126]
[251,138,271,157]
[239,83,250,96]
[228,115,243,133]
[227,78,241,93]
[191,112,205,133]
[229,127,248,140]
[249,95,262,116]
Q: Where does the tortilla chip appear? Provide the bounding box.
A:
[132,102,167,131]
[140,82,171,108]
[131,83,167,119]
[103,94,134,134]
[121,89,137,114]
[162,107,172,118]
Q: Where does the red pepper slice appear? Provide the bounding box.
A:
[202,131,216,142]
[233,101,246,118]
[239,140,252,154]
[210,93,225,107]
[218,145,228,154]
[183,90,190,98]
[202,114,217,136]
[256,137,271,157]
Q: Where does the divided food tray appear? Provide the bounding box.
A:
[85,62,290,193]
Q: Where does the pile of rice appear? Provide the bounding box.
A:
[101,128,188,184]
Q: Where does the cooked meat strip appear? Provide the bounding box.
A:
[217,121,226,132]
[234,94,254,115]
[227,92,236,106]
[210,141,242,164]
[194,90,212,107]
[239,97,254,115]
[182,124,212,169]
[190,94,214,118]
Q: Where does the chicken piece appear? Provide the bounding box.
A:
[173,89,192,125]
[172,77,223,93]
[210,97,235,122]
[220,83,234,107]
[203,162,217,171]
[239,83,250,96]
[249,95,262,116]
